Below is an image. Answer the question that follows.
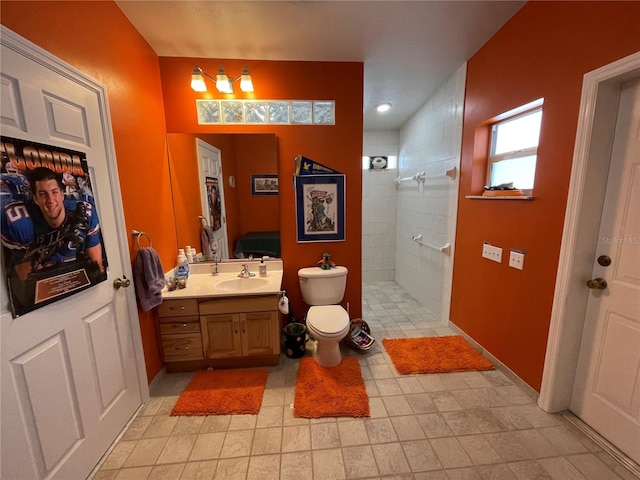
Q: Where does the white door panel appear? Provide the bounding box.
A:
[1,28,144,480]
[571,78,640,464]
[197,138,229,259]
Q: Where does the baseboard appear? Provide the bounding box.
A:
[447,321,539,402]
[561,411,640,478]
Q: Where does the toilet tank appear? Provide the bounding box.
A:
[298,266,348,305]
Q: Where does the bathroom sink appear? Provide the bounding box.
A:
[215,277,270,292]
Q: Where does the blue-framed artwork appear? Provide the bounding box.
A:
[295,175,345,242]
[251,174,279,196]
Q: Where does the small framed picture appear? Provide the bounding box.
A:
[251,174,279,196]
[295,174,345,242]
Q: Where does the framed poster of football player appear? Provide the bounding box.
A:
[0,136,108,318]
[206,176,222,231]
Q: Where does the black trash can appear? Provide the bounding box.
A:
[283,322,307,358]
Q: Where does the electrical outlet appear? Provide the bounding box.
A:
[509,251,525,270]
[482,243,502,263]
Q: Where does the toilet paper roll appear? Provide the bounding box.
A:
[278,296,289,314]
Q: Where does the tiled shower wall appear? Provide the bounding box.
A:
[395,63,466,322]
[362,130,399,282]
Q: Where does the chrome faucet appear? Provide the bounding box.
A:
[238,264,255,278]
[212,261,219,276]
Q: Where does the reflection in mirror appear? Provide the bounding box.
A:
[167,133,279,260]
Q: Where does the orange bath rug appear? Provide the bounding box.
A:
[293,357,370,418]
[171,368,269,416]
[382,336,494,375]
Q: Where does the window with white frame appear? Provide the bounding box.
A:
[488,99,543,194]
[362,155,397,170]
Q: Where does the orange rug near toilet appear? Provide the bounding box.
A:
[294,357,370,418]
[382,336,494,375]
[171,368,268,416]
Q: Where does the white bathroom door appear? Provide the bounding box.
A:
[570,78,640,463]
[196,138,229,259]
[1,28,144,479]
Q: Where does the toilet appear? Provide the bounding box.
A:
[298,266,350,367]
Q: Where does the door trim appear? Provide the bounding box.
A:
[540,50,640,412]
[0,25,149,403]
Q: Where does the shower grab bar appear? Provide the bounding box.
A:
[394,167,457,185]
[412,235,451,256]
[394,171,425,184]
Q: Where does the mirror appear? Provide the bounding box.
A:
[167,133,279,260]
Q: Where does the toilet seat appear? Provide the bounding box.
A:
[306,305,350,336]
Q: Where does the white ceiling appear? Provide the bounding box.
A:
[116,1,525,130]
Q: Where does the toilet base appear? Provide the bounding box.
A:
[314,339,343,367]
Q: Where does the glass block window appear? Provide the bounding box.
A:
[195,100,335,125]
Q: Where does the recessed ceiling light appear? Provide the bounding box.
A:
[375,102,392,113]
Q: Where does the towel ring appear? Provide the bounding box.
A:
[132,230,152,249]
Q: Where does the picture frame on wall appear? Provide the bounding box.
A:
[251,174,279,196]
[295,174,345,242]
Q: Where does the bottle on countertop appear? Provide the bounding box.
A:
[259,257,267,277]
[185,246,194,263]
[176,249,189,287]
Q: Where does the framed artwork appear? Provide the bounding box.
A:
[295,175,345,242]
[251,174,279,196]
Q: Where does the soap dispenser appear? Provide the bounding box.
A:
[258,258,267,277]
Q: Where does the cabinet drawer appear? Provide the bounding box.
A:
[157,299,199,317]
[158,316,200,334]
[161,334,203,360]
[199,295,277,315]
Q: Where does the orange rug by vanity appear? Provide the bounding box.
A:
[382,336,494,375]
[171,369,268,416]
[294,357,370,418]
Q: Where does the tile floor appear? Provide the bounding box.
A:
[92,281,637,480]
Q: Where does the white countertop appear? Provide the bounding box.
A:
[161,259,283,300]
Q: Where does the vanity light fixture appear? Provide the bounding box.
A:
[191,65,254,94]
[375,102,392,113]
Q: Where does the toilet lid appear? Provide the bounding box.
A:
[307,305,350,334]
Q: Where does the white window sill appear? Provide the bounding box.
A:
[465,195,534,200]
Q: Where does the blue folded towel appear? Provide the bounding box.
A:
[133,247,166,312]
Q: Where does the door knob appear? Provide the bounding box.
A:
[113,276,131,289]
[586,277,607,290]
[597,255,612,266]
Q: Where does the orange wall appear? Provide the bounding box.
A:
[451,1,640,391]
[1,1,173,383]
[159,57,364,322]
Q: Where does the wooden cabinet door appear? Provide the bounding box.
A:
[241,311,280,356]
[202,313,243,359]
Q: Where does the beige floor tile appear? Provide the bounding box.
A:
[256,405,283,428]
[312,448,346,480]
[148,463,185,479]
[156,434,197,464]
[282,424,311,452]
[429,437,474,469]
[311,422,341,449]
[383,395,413,416]
[121,416,152,441]
[391,415,427,441]
[342,445,380,479]
[405,392,438,415]
[338,419,370,446]
[173,416,205,436]
[365,418,398,443]
[100,441,137,470]
[200,415,231,433]
[228,414,257,431]
[114,466,153,479]
[123,437,168,468]
[441,467,482,479]
[142,415,178,438]
[441,410,482,436]
[416,413,454,438]
[457,435,503,465]
[251,427,282,455]
[246,453,280,480]
[396,376,426,394]
[375,378,403,396]
[536,456,588,479]
[367,397,388,418]
[280,451,313,480]
[213,457,249,480]
[189,432,226,461]
[567,453,626,480]
[179,460,217,480]
[220,429,254,458]
[371,442,411,476]
[401,439,441,472]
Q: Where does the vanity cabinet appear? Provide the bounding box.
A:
[156,294,281,372]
